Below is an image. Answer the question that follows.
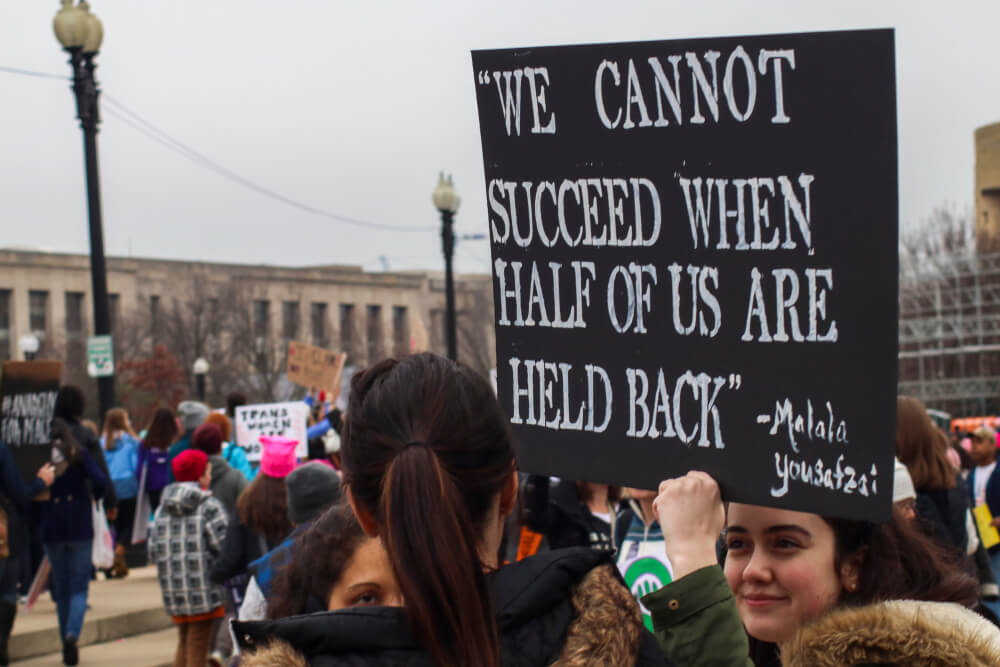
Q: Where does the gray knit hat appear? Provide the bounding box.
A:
[177,401,210,433]
[286,462,342,524]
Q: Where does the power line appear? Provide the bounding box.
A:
[1,63,436,234]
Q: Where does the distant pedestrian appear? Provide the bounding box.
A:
[148,450,228,667]
[0,443,53,665]
[167,402,210,481]
[203,413,253,481]
[39,418,109,666]
[53,386,117,518]
[191,423,247,516]
[137,408,179,513]
[99,408,140,578]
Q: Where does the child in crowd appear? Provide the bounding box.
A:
[148,450,229,667]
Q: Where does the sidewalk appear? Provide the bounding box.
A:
[11,565,174,666]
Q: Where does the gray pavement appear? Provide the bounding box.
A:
[11,565,174,666]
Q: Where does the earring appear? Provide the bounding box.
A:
[847,583,857,592]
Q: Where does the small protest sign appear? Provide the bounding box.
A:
[1,361,63,480]
[472,29,898,521]
[233,401,308,462]
[286,341,346,397]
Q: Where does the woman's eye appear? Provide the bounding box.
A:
[774,538,801,549]
[354,592,379,606]
[726,539,747,551]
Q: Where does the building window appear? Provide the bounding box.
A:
[108,293,119,334]
[392,306,409,357]
[282,301,300,341]
[254,300,270,340]
[311,302,328,347]
[65,292,85,337]
[150,294,160,331]
[340,303,355,357]
[28,290,48,335]
[367,304,383,364]
[0,290,10,361]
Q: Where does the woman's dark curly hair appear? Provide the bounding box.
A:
[268,500,366,619]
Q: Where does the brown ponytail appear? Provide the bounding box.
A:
[342,354,516,667]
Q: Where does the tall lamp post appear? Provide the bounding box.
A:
[432,173,460,361]
[193,358,210,403]
[19,334,40,361]
[53,0,115,420]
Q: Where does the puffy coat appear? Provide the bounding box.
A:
[780,599,1000,666]
[235,547,667,666]
[148,482,229,617]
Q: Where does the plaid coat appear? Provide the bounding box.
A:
[148,482,229,617]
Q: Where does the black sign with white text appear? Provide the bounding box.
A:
[472,29,897,521]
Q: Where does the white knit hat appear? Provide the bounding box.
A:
[893,456,916,503]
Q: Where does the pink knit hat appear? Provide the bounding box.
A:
[260,435,298,478]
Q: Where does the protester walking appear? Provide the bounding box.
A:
[0,442,53,665]
[167,401,210,480]
[99,408,140,578]
[53,386,117,518]
[148,450,229,667]
[137,408,179,514]
[234,353,663,665]
[191,423,247,516]
[203,413,253,481]
[39,419,109,666]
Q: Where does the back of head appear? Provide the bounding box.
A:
[237,473,293,544]
[144,407,178,450]
[268,500,366,619]
[285,462,341,524]
[192,422,224,457]
[896,396,956,490]
[341,353,516,667]
[54,385,85,421]
[226,392,247,419]
[204,412,232,442]
[101,408,133,448]
[177,401,210,434]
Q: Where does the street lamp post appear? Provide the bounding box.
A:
[432,173,460,362]
[193,358,210,403]
[19,334,40,361]
[53,0,115,421]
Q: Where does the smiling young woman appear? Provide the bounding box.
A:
[640,471,998,667]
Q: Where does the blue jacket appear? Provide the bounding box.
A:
[38,447,109,545]
[223,442,255,481]
[101,432,140,499]
[248,523,309,597]
[167,432,195,482]
[967,464,1000,520]
[0,441,47,556]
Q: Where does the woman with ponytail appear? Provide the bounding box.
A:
[233,353,665,666]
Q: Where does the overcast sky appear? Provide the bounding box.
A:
[0,1,996,275]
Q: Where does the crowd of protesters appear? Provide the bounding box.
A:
[2,356,1000,665]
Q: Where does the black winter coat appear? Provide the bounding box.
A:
[235,547,667,666]
[916,474,970,554]
[523,476,616,553]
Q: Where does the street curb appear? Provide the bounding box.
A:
[10,606,172,662]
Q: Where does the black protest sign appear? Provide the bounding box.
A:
[1,361,63,480]
[472,29,897,521]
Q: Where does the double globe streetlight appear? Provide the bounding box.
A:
[432,174,460,362]
[53,0,115,420]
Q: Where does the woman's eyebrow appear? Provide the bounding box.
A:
[725,526,748,534]
[763,524,811,537]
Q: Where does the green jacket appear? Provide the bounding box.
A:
[641,565,752,667]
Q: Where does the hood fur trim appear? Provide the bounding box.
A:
[780,599,1000,667]
[240,639,308,667]
[555,564,642,666]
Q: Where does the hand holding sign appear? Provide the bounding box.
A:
[653,472,724,580]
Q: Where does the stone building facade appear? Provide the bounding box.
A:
[0,249,495,400]
[976,122,1000,251]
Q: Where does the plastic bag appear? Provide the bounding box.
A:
[91,500,115,569]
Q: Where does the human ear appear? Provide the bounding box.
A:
[498,469,519,518]
[839,548,867,594]
[346,486,380,538]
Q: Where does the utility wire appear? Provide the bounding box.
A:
[1,63,437,233]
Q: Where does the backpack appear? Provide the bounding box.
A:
[145,448,171,492]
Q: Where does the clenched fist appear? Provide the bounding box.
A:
[653,471,725,580]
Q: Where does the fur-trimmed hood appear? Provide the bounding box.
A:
[780,599,1000,667]
[237,547,662,666]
